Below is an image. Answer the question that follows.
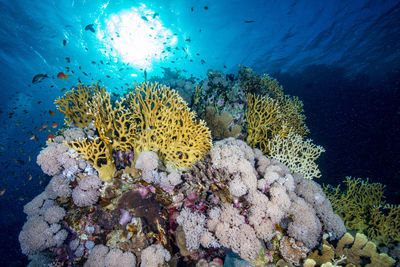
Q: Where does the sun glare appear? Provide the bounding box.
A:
[97,6,176,69]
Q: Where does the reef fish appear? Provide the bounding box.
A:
[57,72,70,80]
[85,24,95,33]
[32,74,48,84]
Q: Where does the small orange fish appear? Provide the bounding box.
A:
[42,124,48,129]
[57,72,71,80]
[0,188,6,196]
[49,110,56,115]
[52,122,58,128]
[47,134,55,140]
[125,83,129,86]
[61,88,66,92]
[30,134,37,140]
[112,92,120,97]
[29,174,32,181]
[106,75,111,78]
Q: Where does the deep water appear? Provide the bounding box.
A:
[0,0,399,266]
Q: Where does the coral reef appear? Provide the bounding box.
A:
[140,244,171,267]
[22,133,344,266]
[72,174,102,207]
[20,71,371,267]
[192,69,247,138]
[260,74,308,137]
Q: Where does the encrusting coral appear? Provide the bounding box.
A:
[204,106,242,140]
[307,232,395,267]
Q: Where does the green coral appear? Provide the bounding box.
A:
[324,177,400,245]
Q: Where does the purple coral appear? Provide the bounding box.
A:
[119,209,132,225]
[113,150,134,168]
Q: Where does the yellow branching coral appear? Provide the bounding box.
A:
[279,96,309,137]
[368,204,400,245]
[324,177,400,245]
[261,74,285,100]
[89,92,136,151]
[126,82,212,170]
[54,82,105,127]
[61,82,210,180]
[261,75,309,137]
[268,133,325,179]
[246,93,291,154]
[66,138,116,182]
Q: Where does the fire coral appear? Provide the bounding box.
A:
[125,82,212,170]
[54,82,105,127]
[63,82,212,181]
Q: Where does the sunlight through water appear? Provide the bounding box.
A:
[97,5,177,70]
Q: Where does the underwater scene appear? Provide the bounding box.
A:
[0,0,399,266]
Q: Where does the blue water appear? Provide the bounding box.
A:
[0,0,399,266]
